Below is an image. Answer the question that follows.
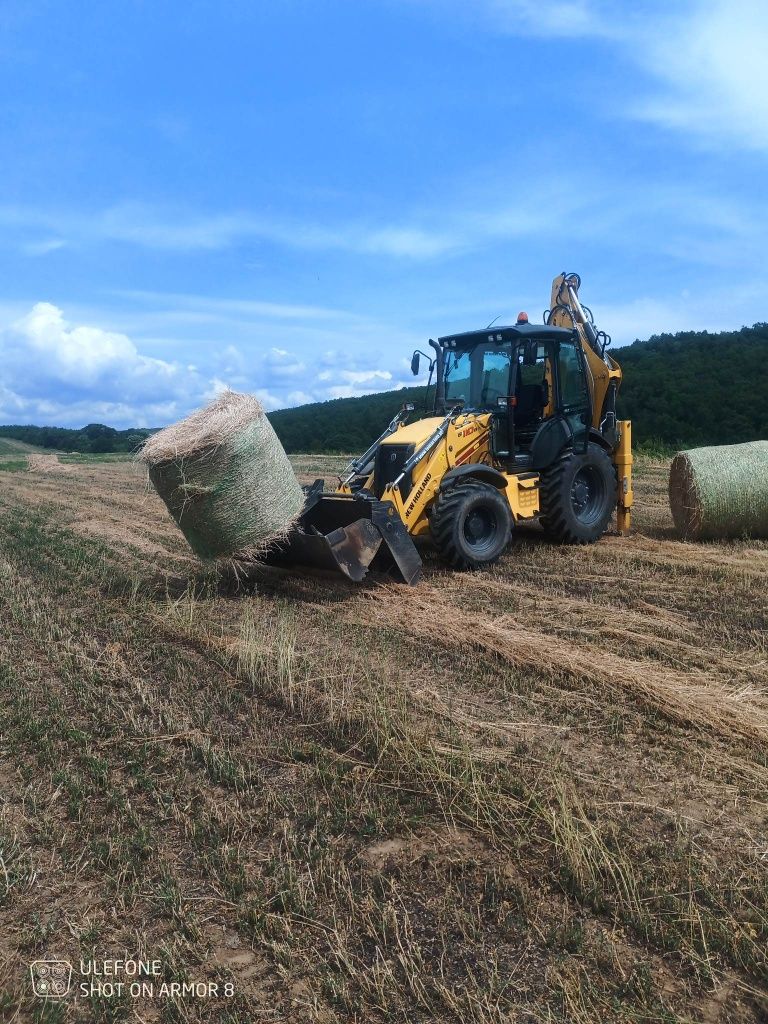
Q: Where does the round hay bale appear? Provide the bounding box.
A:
[139,391,304,560]
[668,441,768,540]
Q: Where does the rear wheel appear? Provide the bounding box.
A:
[430,480,513,570]
[539,444,616,544]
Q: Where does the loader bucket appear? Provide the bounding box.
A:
[266,481,422,585]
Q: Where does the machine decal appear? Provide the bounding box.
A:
[455,436,488,466]
[404,472,433,518]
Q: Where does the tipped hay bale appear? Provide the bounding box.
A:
[668,441,768,540]
[139,391,304,560]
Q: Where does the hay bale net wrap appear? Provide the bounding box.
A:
[139,391,305,560]
[668,440,768,540]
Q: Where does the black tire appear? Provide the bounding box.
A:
[539,444,616,544]
[430,480,513,570]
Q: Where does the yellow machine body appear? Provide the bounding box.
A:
[547,273,623,431]
[341,412,546,537]
[273,273,633,584]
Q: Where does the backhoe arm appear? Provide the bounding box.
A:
[547,273,632,534]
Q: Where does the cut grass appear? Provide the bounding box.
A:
[58,451,135,463]
[0,456,765,1022]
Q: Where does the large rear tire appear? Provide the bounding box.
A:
[539,444,616,544]
[430,480,513,570]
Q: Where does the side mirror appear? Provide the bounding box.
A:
[410,351,420,376]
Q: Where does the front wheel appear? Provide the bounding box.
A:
[430,480,513,570]
[539,444,616,544]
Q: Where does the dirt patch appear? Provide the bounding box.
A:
[362,826,486,872]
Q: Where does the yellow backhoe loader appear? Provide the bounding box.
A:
[268,273,632,584]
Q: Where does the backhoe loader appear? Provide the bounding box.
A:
[268,273,632,585]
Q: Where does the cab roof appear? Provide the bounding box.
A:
[438,323,573,347]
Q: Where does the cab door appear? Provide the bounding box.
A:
[555,334,591,450]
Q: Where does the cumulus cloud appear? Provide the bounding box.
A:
[0,299,424,426]
[265,347,307,378]
[15,303,141,383]
[0,303,212,427]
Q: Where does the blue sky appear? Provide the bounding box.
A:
[1,0,767,427]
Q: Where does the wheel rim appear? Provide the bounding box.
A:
[462,505,498,555]
[570,466,607,525]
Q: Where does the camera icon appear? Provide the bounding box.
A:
[30,960,72,998]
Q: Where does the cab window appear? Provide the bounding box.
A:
[476,346,511,406]
[558,339,588,409]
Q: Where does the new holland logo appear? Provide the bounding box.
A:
[405,472,432,518]
[30,960,73,998]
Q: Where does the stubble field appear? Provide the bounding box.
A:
[0,450,766,1023]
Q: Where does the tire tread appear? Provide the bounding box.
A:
[431,480,511,570]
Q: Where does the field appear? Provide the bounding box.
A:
[0,438,40,474]
[0,452,766,1023]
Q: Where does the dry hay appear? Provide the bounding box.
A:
[669,441,768,540]
[139,391,304,560]
[359,585,768,747]
[26,454,71,474]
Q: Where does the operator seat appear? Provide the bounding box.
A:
[515,383,545,427]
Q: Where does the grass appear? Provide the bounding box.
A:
[58,451,135,464]
[0,454,765,1021]
[0,437,55,455]
[0,438,30,455]
[0,457,28,472]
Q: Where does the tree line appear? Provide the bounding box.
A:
[0,422,152,454]
[2,323,766,454]
[269,323,768,452]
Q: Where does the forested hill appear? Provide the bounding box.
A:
[612,323,766,446]
[268,323,768,453]
[269,385,429,454]
[1,323,765,455]
[0,422,152,454]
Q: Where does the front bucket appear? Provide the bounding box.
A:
[266,482,422,585]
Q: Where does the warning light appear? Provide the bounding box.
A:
[516,311,529,323]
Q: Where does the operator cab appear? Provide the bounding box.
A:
[436,321,592,471]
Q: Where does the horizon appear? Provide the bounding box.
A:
[1,315,766,431]
[1,1,767,429]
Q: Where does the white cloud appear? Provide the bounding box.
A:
[286,390,316,406]
[458,0,768,152]
[338,369,393,385]
[473,0,614,38]
[632,2,768,151]
[0,202,463,261]
[0,303,214,427]
[0,297,427,424]
[14,303,141,383]
[252,388,282,411]
[22,238,67,256]
[265,347,306,377]
[598,279,768,346]
[364,226,456,259]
